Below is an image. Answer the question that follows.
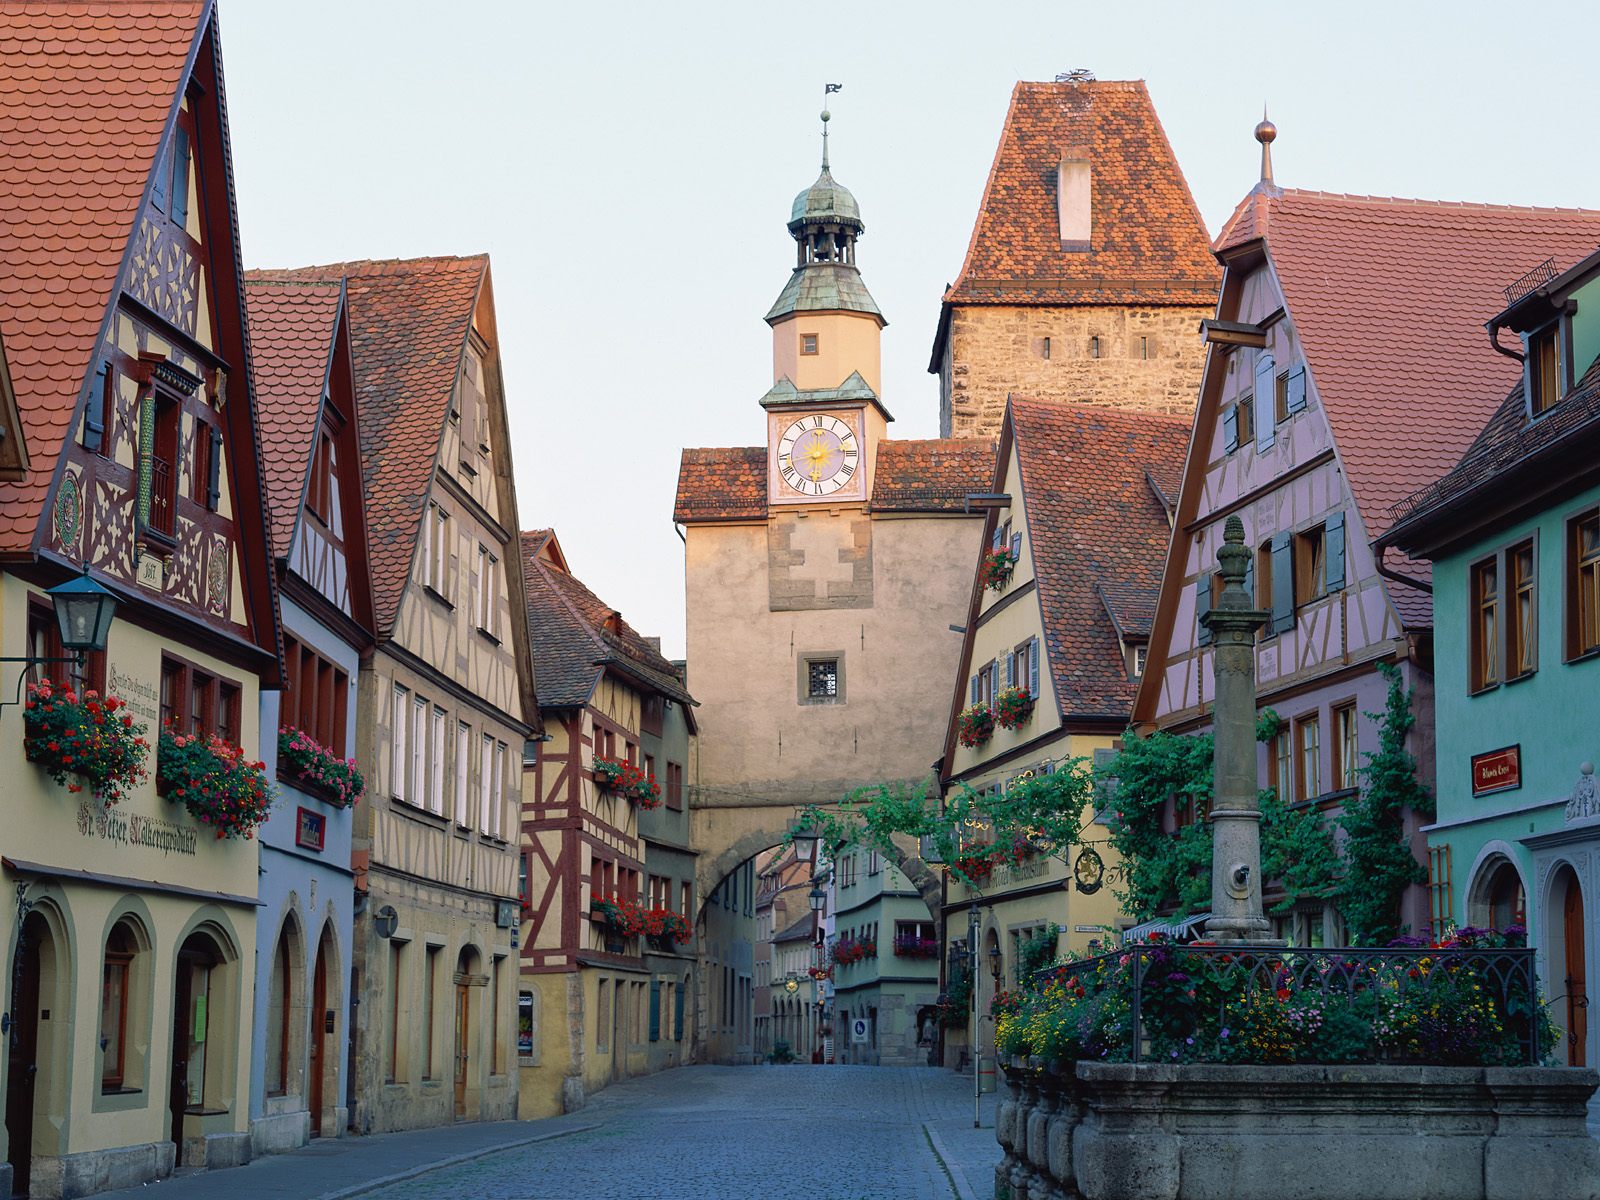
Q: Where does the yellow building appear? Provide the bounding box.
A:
[936,399,1189,1064]
[0,5,284,1193]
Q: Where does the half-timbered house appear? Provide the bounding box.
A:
[245,277,374,1153]
[0,3,283,1192]
[518,529,698,1115]
[262,255,538,1133]
[1133,123,1600,943]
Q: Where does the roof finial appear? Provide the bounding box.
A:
[822,82,842,171]
[1255,105,1277,186]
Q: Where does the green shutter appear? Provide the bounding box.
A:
[1196,573,1214,646]
[649,981,661,1042]
[674,983,685,1040]
[1222,404,1238,453]
[1271,532,1295,634]
[1325,512,1345,592]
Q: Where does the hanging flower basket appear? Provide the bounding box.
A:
[590,894,647,938]
[993,686,1035,730]
[979,548,1016,591]
[954,852,996,883]
[593,755,662,809]
[277,726,364,808]
[808,964,833,981]
[157,728,273,840]
[957,703,995,748]
[643,906,692,948]
[23,680,148,806]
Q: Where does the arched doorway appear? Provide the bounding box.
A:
[1468,853,1527,932]
[308,925,338,1138]
[1555,866,1587,1067]
[6,910,58,1193]
[453,946,479,1120]
[170,929,227,1166]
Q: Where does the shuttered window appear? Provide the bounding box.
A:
[1270,533,1295,634]
[83,361,109,453]
[1222,404,1238,453]
[649,981,661,1042]
[1195,572,1214,646]
[1324,513,1346,593]
[674,979,686,1040]
[1286,364,1308,414]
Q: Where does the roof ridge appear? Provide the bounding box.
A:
[1015,79,1147,92]
[244,277,343,290]
[246,254,489,279]
[1277,188,1600,216]
[1010,396,1193,427]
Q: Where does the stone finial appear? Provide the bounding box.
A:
[1217,514,1250,598]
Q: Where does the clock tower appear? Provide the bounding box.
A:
[763,108,890,508]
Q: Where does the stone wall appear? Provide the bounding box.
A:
[940,304,1209,439]
[996,1058,1600,1200]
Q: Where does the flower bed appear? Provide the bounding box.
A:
[831,936,876,966]
[157,729,272,840]
[592,755,661,808]
[995,934,1550,1068]
[590,894,646,938]
[893,935,941,959]
[979,548,1016,591]
[993,686,1034,730]
[957,703,994,748]
[278,726,364,807]
[23,679,148,805]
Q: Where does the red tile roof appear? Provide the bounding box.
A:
[944,81,1219,310]
[1217,189,1600,624]
[869,438,996,511]
[248,256,487,632]
[245,279,343,559]
[0,1,205,551]
[1010,399,1188,717]
[673,446,767,523]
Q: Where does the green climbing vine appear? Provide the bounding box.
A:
[1334,662,1433,944]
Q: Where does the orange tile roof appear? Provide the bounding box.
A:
[944,81,1219,310]
[869,438,996,511]
[245,279,343,559]
[248,256,487,632]
[0,1,205,551]
[1010,399,1188,716]
[1215,189,1600,625]
[674,446,767,523]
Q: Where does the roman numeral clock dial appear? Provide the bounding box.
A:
[776,414,858,497]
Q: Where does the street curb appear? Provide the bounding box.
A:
[311,1122,600,1200]
[923,1123,980,1200]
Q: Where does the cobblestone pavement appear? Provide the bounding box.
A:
[363,1065,998,1200]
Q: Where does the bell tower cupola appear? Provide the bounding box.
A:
[766,104,886,397]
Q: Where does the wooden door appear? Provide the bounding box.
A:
[610,982,624,1082]
[169,958,194,1167]
[1566,880,1588,1066]
[309,946,327,1137]
[5,914,44,1194]
[452,981,469,1120]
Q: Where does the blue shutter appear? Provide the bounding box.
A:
[674,982,685,1040]
[1028,638,1040,697]
[169,126,190,229]
[991,522,1004,552]
[649,981,661,1042]
[1242,546,1255,608]
[83,362,107,452]
[150,141,169,212]
[1271,532,1295,634]
[1255,352,1277,452]
[1286,365,1308,414]
[1010,531,1022,560]
[206,427,223,511]
[1005,652,1015,689]
[1196,573,1214,646]
[1256,403,1275,452]
[1324,512,1345,593]
[970,675,980,704]
[1222,404,1238,453]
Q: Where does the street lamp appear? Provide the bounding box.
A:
[788,812,820,854]
[1,567,119,713]
[808,883,826,913]
[989,940,1003,983]
[968,904,981,1129]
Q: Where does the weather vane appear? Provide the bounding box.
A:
[821,83,842,169]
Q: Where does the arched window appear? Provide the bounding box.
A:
[1486,862,1527,932]
[101,920,139,1091]
[265,929,294,1096]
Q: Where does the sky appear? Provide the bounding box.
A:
[218,0,1600,660]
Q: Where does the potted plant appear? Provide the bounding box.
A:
[644,906,692,949]
[23,679,148,805]
[957,702,995,748]
[993,685,1035,730]
[157,729,273,840]
[590,893,647,939]
[979,547,1017,591]
[277,726,364,807]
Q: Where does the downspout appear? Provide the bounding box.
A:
[1374,548,1432,596]
[1487,319,1525,363]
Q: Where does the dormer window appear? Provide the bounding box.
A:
[1057,154,1091,251]
[1529,324,1561,416]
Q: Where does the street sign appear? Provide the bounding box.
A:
[850,1016,869,1044]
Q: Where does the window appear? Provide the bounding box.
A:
[192,420,221,512]
[479,733,494,834]
[1057,156,1090,246]
[1269,728,1292,800]
[492,956,504,1074]
[455,721,471,825]
[1090,335,1100,358]
[1332,703,1359,792]
[470,546,484,626]
[838,855,857,888]
[100,921,137,1091]
[391,685,409,801]
[27,596,105,696]
[145,394,180,540]
[1508,540,1536,678]
[431,707,447,814]
[970,658,1002,707]
[800,333,819,356]
[1130,643,1148,679]
[1471,557,1500,691]
[867,850,881,876]
[421,504,450,599]
[492,740,507,838]
[479,551,499,637]
[1295,525,1327,607]
[218,681,241,748]
[422,945,439,1080]
[1140,335,1150,360]
[410,695,427,806]
[1274,371,1290,423]
[1041,336,1051,360]
[1005,638,1040,697]
[386,940,405,1082]
[159,655,242,741]
[1224,395,1254,452]
[807,659,838,700]
[1529,325,1560,415]
[1294,714,1321,803]
[666,761,684,811]
[280,636,349,755]
[1428,844,1454,934]
[306,432,333,522]
[1568,509,1600,660]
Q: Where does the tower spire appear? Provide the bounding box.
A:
[1255,105,1277,187]
[822,82,842,171]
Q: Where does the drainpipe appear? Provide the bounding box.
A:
[1487,319,1525,363]
[1374,549,1432,596]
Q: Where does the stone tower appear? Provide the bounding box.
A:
[930,78,1221,438]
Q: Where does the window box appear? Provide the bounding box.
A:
[957,703,995,748]
[993,686,1035,731]
[277,726,364,808]
[593,755,662,808]
[23,679,149,806]
[980,548,1017,592]
[590,895,645,938]
[157,729,271,840]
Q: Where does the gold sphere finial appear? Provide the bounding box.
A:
[1255,104,1276,146]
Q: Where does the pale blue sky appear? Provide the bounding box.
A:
[220,0,1600,659]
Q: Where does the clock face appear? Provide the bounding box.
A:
[777,414,859,497]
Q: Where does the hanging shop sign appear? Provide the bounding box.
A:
[1471,745,1521,798]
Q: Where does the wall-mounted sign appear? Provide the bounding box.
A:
[296,806,326,852]
[850,1017,870,1044]
[1472,745,1521,797]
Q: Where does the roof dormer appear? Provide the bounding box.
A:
[1057,149,1091,251]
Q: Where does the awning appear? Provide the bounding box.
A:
[1120,912,1211,944]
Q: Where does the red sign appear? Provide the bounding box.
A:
[1472,746,1521,797]
[295,806,326,852]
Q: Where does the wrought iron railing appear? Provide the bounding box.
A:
[147,456,175,537]
[1503,257,1558,306]
[1028,942,1543,1066]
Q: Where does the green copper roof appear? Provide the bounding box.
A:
[765,263,884,324]
[759,372,894,421]
[789,167,863,232]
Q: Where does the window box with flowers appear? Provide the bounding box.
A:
[957,703,995,748]
[590,894,647,939]
[644,907,692,951]
[157,729,273,840]
[592,756,662,809]
[831,936,877,966]
[993,686,1035,731]
[23,680,149,806]
[892,935,941,959]
[980,548,1017,592]
[277,726,364,808]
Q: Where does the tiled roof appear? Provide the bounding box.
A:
[674,446,768,524]
[0,1,205,551]
[870,438,996,512]
[245,279,343,559]
[944,80,1219,309]
[1096,581,1159,642]
[248,256,487,632]
[765,262,883,324]
[521,529,694,710]
[772,911,816,944]
[1216,189,1600,624]
[1011,399,1188,717]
